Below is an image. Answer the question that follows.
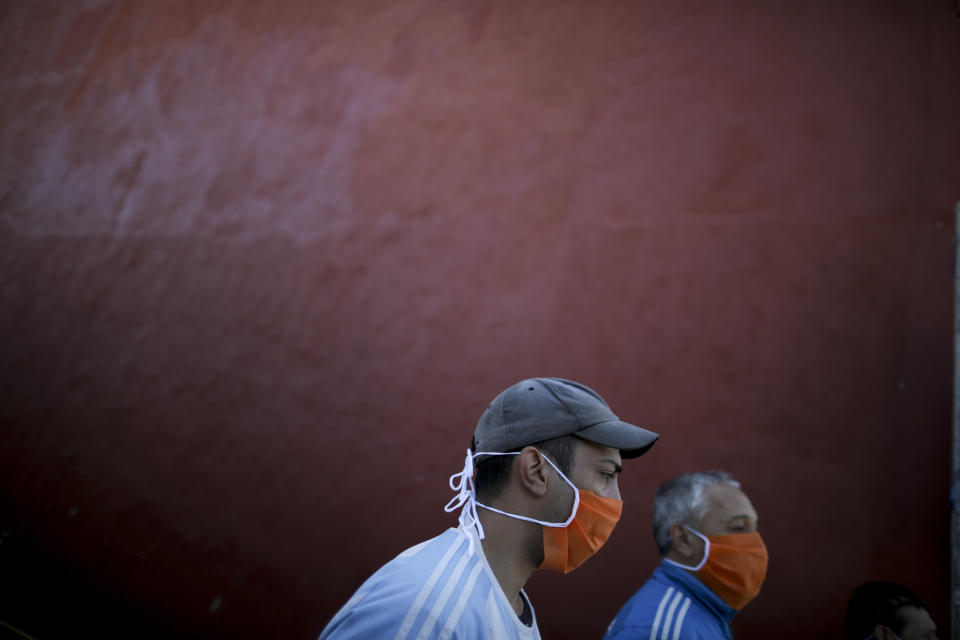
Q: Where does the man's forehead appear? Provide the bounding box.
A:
[704,483,758,519]
[575,439,622,465]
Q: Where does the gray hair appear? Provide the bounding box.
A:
[652,471,741,555]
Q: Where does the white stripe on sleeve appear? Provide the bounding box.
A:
[437,560,486,640]
[659,590,684,640]
[394,533,466,640]
[671,598,692,640]
[414,553,473,640]
[648,587,675,640]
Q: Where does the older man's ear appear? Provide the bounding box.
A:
[668,523,699,561]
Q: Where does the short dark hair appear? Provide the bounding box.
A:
[473,435,579,503]
[845,581,929,639]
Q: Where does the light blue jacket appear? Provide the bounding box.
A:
[320,526,540,640]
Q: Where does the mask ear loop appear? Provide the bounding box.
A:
[871,626,902,640]
[474,450,580,528]
[864,628,903,640]
[444,449,581,555]
[662,525,710,571]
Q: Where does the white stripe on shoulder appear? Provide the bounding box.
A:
[397,538,432,559]
[648,586,674,640]
[483,588,511,640]
[671,597,692,640]
[659,590,684,640]
[414,552,474,640]
[393,533,466,640]
[437,560,485,640]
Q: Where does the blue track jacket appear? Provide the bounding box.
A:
[603,561,736,640]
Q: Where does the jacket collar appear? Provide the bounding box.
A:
[655,560,737,625]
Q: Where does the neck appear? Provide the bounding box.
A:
[477,509,542,616]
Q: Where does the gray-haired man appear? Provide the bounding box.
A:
[604,471,768,640]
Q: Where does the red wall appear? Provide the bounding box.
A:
[1,2,958,638]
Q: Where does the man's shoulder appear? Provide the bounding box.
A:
[616,572,677,616]
[385,528,468,571]
[343,528,474,602]
[320,529,517,640]
[604,571,717,640]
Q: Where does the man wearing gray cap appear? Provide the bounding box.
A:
[319,377,659,640]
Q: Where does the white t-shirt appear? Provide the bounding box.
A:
[320,525,541,640]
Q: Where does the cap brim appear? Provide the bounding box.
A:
[575,420,660,459]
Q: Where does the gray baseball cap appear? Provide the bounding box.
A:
[473,377,659,459]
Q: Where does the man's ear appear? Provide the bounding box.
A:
[670,523,696,559]
[516,447,550,497]
[873,625,894,640]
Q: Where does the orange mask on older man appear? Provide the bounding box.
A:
[665,527,768,610]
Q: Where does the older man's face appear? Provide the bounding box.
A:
[697,483,758,536]
[895,605,938,640]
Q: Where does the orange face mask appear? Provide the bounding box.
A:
[540,488,623,573]
[665,527,768,610]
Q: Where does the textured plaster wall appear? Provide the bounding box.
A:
[1,1,958,638]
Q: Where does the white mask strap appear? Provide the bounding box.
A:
[444,449,483,555]
[865,627,902,640]
[662,525,710,571]
[443,448,581,555]
[474,451,580,528]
